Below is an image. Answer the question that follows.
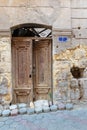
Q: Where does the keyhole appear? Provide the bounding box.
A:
[29,74,31,78]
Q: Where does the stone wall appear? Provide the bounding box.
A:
[53,43,87,104]
[0,0,71,30]
[53,0,87,104]
[0,36,12,105]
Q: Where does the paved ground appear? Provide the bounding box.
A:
[0,107,87,130]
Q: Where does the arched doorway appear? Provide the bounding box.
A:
[11,23,52,104]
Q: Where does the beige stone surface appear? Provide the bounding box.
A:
[0,0,28,6]
[29,0,60,7]
[53,44,87,103]
[72,19,87,29]
[53,8,71,29]
[72,0,87,8]
[0,0,71,30]
[0,62,11,73]
[60,0,70,7]
[0,37,12,104]
[72,9,87,18]
[0,51,11,62]
[73,29,87,38]
[0,7,11,30]
[27,7,55,25]
[4,7,28,27]
[72,38,87,46]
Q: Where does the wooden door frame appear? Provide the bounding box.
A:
[11,37,53,103]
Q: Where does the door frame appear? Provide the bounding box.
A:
[11,37,53,103]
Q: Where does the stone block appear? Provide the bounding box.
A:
[27,108,35,115]
[0,77,8,95]
[72,9,87,18]
[0,0,28,6]
[19,108,27,114]
[58,103,66,110]
[58,81,68,88]
[18,103,27,108]
[34,100,49,108]
[72,0,87,8]
[9,105,17,110]
[35,107,42,114]
[2,109,10,116]
[73,29,87,39]
[29,0,59,7]
[70,79,78,88]
[0,51,11,62]
[66,103,73,110]
[43,106,50,113]
[72,19,87,29]
[53,8,71,29]
[60,0,70,7]
[50,105,57,111]
[11,109,18,116]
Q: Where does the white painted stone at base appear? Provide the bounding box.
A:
[11,109,18,116]
[35,107,42,114]
[9,105,17,110]
[58,103,65,110]
[18,103,27,108]
[2,109,10,116]
[66,103,73,110]
[43,106,50,113]
[50,105,57,111]
[27,108,35,115]
[34,100,49,108]
[19,108,27,114]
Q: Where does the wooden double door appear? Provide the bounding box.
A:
[12,38,52,104]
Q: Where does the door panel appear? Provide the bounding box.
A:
[33,39,51,100]
[12,38,33,104]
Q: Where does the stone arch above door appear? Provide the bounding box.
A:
[11,23,52,37]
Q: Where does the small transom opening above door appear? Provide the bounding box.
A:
[11,23,52,37]
[11,23,52,104]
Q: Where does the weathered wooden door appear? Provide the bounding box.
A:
[12,38,33,104]
[33,39,52,100]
